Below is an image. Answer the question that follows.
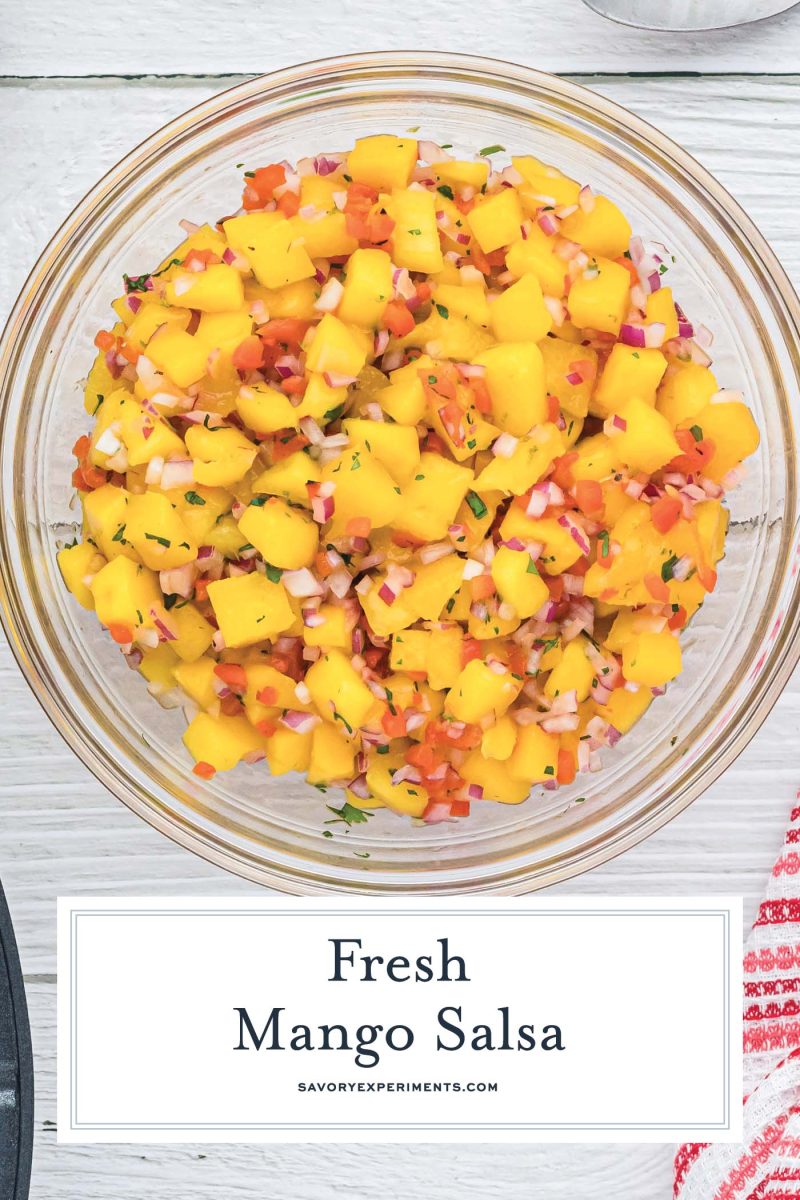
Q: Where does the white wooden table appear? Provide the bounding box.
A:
[2,4,800,1194]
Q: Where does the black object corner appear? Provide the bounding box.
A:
[0,880,33,1200]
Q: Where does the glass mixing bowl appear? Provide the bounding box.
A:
[1,53,799,894]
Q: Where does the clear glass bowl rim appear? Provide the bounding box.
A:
[2,50,800,894]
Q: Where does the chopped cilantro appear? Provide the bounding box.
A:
[111,524,126,543]
[92,394,105,415]
[333,710,354,735]
[465,491,487,519]
[249,496,268,507]
[543,765,555,776]
[435,303,449,320]
[661,554,679,582]
[437,184,454,200]
[526,558,539,575]
[323,403,345,423]
[184,490,206,506]
[599,529,610,557]
[478,144,505,156]
[689,424,703,442]
[325,800,370,826]
[144,532,170,547]
[265,563,282,583]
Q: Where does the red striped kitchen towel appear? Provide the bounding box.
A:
[674,795,800,1198]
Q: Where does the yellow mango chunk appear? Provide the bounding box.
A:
[433,283,490,328]
[595,684,653,734]
[366,760,428,816]
[82,484,136,562]
[427,626,464,691]
[567,257,630,336]
[147,326,209,389]
[342,419,420,484]
[337,248,394,327]
[386,187,443,274]
[302,604,351,650]
[474,424,564,496]
[481,714,517,762]
[561,195,632,260]
[207,573,294,648]
[57,540,105,609]
[507,723,558,783]
[461,750,530,804]
[499,511,582,575]
[489,274,552,343]
[348,135,418,191]
[544,637,594,702]
[622,631,682,687]
[238,497,318,570]
[467,188,524,254]
[185,425,258,487]
[305,649,376,733]
[656,362,718,428]
[473,343,546,436]
[223,212,314,288]
[169,602,215,663]
[491,546,549,618]
[252,450,321,505]
[174,656,218,710]
[446,659,520,724]
[165,264,244,313]
[183,712,266,772]
[593,345,668,417]
[434,160,489,191]
[645,287,679,342]
[125,492,197,570]
[305,313,368,379]
[321,447,402,533]
[506,227,567,298]
[265,727,313,776]
[690,400,760,483]
[397,452,474,542]
[307,722,356,785]
[614,397,680,474]
[90,556,161,633]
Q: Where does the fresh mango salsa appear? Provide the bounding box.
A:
[59,135,759,825]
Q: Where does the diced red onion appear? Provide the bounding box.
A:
[618,323,647,348]
[314,276,344,313]
[557,513,590,556]
[492,432,519,459]
[283,567,324,598]
[281,710,319,734]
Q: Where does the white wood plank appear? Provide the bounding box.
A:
[3,0,800,77]
[2,72,799,1199]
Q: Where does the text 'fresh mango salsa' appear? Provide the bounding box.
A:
[59,134,759,826]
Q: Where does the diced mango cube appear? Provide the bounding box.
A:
[238,497,318,570]
[446,659,520,723]
[305,313,369,378]
[165,264,244,313]
[507,723,558,783]
[338,248,394,327]
[183,712,266,772]
[489,274,552,343]
[386,188,443,274]
[561,195,631,260]
[491,546,549,618]
[348,135,418,191]
[473,342,547,436]
[207,573,294,648]
[467,188,524,254]
[305,649,377,733]
[567,257,630,336]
